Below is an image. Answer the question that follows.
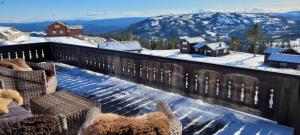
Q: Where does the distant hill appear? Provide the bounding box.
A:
[273,11,300,20]
[0,17,147,35]
[120,12,300,40]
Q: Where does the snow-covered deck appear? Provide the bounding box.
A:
[56,64,293,135]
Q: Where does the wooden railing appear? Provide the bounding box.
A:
[1,42,300,133]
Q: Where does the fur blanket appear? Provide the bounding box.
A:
[0,58,32,71]
[84,112,170,135]
[0,115,58,135]
[0,89,23,115]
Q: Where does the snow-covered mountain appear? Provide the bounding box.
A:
[123,12,300,39]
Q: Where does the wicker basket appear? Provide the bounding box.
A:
[0,62,57,107]
[30,91,101,135]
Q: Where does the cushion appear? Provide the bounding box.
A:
[84,112,170,135]
[0,58,32,71]
[0,115,58,135]
[0,89,24,116]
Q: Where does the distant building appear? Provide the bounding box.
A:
[264,47,300,69]
[98,39,142,53]
[46,21,83,37]
[193,42,229,57]
[180,36,206,54]
[0,27,26,41]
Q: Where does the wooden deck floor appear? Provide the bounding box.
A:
[56,65,293,135]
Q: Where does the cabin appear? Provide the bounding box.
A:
[0,27,26,41]
[193,42,229,57]
[98,39,142,53]
[264,47,300,70]
[46,21,83,37]
[180,36,206,54]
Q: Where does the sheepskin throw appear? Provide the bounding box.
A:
[0,115,58,135]
[0,89,23,115]
[84,112,171,135]
[0,58,32,71]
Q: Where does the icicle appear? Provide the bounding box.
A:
[216,79,220,96]
[228,81,232,98]
[269,89,274,109]
[240,83,245,102]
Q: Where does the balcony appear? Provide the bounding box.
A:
[0,42,299,134]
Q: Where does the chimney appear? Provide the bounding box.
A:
[219,43,222,47]
[65,21,67,25]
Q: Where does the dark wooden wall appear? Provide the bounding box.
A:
[1,42,299,134]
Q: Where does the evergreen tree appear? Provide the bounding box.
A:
[245,23,265,57]
[229,36,241,51]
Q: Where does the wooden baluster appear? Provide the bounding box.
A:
[269,89,274,109]
[15,52,18,58]
[139,65,142,78]
[0,54,3,60]
[146,66,149,79]
[240,83,245,102]
[133,64,136,77]
[195,75,198,92]
[254,86,259,105]
[42,49,45,58]
[153,67,156,81]
[228,81,232,99]
[168,70,171,85]
[35,50,39,59]
[205,76,209,94]
[185,73,189,89]
[8,53,11,59]
[216,79,220,96]
[160,68,164,83]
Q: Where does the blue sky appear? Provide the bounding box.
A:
[0,0,299,22]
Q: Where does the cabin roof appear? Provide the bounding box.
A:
[268,53,300,64]
[184,37,206,44]
[98,40,142,51]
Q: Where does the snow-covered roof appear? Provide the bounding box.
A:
[98,40,142,51]
[0,26,11,31]
[193,42,228,50]
[184,37,206,44]
[206,42,229,50]
[0,27,24,36]
[264,47,286,54]
[193,42,208,48]
[268,53,300,64]
[67,25,83,30]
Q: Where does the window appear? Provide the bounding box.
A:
[52,31,56,34]
[298,65,300,70]
[182,42,188,45]
[55,25,60,29]
[224,49,228,53]
[60,30,64,34]
[67,30,70,32]
[280,62,288,67]
[195,48,198,52]
[207,50,212,53]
